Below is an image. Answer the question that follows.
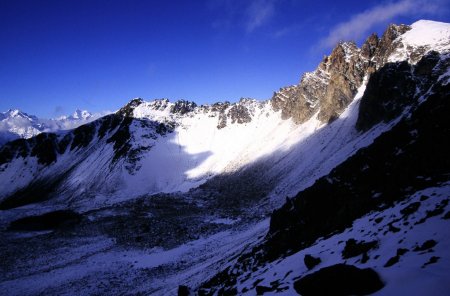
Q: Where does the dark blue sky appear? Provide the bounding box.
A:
[1,0,449,117]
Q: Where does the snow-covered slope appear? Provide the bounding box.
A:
[231,184,450,296]
[0,90,400,210]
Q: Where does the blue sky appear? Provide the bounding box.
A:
[1,0,449,118]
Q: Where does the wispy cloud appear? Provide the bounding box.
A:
[318,0,445,49]
[210,0,278,33]
[245,0,277,33]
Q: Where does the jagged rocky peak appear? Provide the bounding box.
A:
[214,98,263,129]
[317,41,366,123]
[270,22,417,125]
[170,99,197,115]
[148,98,170,111]
[2,109,38,121]
[361,33,379,59]
[117,98,145,117]
[374,23,411,65]
[271,40,366,124]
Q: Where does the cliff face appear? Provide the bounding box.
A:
[271,24,412,124]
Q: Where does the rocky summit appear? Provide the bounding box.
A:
[0,20,449,296]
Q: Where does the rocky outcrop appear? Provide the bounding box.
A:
[271,23,412,124]
[228,104,252,124]
[118,98,144,117]
[293,264,384,296]
[170,100,197,115]
[356,51,447,131]
[212,99,259,129]
[373,24,411,65]
[304,254,321,270]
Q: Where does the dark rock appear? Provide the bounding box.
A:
[218,287,237,296]
[357,51,442,132]
[228,104,252,124]
[58,133,72,153]
[211,101,230,129]
[342,239,378,259]
[397,248,409,256]
[107,116,133,162]
[0,138,29,165]
[388,223,401,233]
[420,195,429,201]
[443,211,450,220]
[8,210,82,231]
[117,98,144,117]
[71,122,96,150]
[422,256,440,268]
[98,114,122,139]
[413,240,437,252]
[30,133,59,165]
[171,100,197,115]
[361,33,379,59]
[374,217,384,223]
[304,254,321,270]
[217,113,227,129]
[400,202,421,217]
[255,285,274,295]
[420,195,430,201]
[361,252,370,264]
[178,285,191,296]
[155,122,175,136]
[356,61,416,131]
[293,264,384,296]
[384,255,400,267]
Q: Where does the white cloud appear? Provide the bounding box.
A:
[318,0,445,49]
[209,0,278,33]
[245,0,276,33]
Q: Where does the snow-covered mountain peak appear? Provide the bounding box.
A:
[409,19,450,45]
[0,108,103,146]
[3,109,38,121]
[389,19,450,63]
[70,109,93,120]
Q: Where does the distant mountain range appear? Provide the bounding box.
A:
[0,109,107,146]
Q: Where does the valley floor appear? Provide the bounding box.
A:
[0,183,449,295]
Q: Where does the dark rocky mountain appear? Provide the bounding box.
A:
[271,24,412,125]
